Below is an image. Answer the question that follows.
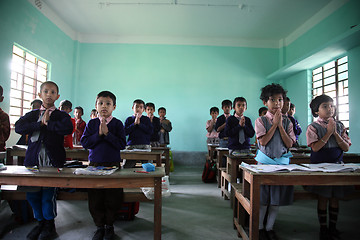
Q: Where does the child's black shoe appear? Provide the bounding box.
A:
[259,229,269,240]
[92,226,105,240]
[266,230,279,240]
[104,225,115,240]
[329,228,342,240]
[319,228,330,240]
[38,219,57,240]
[26,220,44,240]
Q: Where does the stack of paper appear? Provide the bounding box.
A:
[74,166,118,175]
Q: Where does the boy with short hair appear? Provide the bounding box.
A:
[0,85,10,152]
[81,91,126,240]
[225,97,255,155]
[281,97,291,115]
[15,81,73,240]
[73,106,86,145]
[215,99,232,148]
[90,109,97,119]
[124,99,153,149]
[59,100,75,149]
[258,107,268,117]
[288,103,302,147]
[158,107,172,146]
[206,106,219,144]
[31,99,43,110]
[145,102,161,147]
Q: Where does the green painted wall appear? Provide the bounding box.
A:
[348,45,360,153]
[75,44,278,151]
[280,0,360,153]
[284,0,360,66]
[0,0,75,144]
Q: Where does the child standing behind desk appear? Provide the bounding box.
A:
[306,94,351,240]
[225,97,255,155]
[0,85,10,152]
[215,99,232,148]
[15,81,73,240]
[288,103,302,147]
[254,83,296,240]
[81,91,126,240]
[145,102,161,147]
[73,106,86,145]
[58,100,75,149]
[206,106,219,144]
[158,107,172,146]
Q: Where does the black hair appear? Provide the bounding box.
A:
[91,109,97,114]
[290,103,295,109]
[133,99,145,107]
[0,85,3,96]
[309,94,333,117]
[260,83,287,102]
[97,91,116,105]
[40,81,59,93]
[210,106,219,114]
[233,97,247,108]
[284,97,290,102]
[158,107,166,113]
[145,102,155,109]
[31,99,42,106]
[258,107,268,115]
[75,106,84,115]
[221,99,232,108]
[59,100,72,109]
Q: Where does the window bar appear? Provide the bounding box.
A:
[334,59,339,120]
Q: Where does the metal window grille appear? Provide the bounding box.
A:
[312,56,349,130]
[9,45,48,127]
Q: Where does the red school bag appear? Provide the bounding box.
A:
[202,159,217,183]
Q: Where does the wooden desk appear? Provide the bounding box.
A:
[6,146,164,167]
[207,144,219,160]
[216,148,229,188]
[151,147,170,175]
[236,167,360,240]
[0,166,165,240]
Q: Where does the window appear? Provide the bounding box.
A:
[312,56,349,129]
[9,44,49,126]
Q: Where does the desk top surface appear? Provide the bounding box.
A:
[0,165,165,179]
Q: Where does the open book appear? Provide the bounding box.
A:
[121,149,151,152]
[73,166,118,175]
[241,162,360,173]
[240,162,318,173]
[301,163,360,173]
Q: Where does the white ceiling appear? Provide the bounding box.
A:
[30,0,348,47]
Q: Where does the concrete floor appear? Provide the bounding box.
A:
[0,166,359,240]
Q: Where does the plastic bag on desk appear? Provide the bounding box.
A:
[141,176,171,200]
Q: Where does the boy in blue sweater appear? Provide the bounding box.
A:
[124,99,153,149]
[15,81,73,240]
[225,97,255,155]
[81,91,126,240]
[145,102,161,147]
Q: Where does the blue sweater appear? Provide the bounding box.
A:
[81,117,126,163]
[215,114,227,139]
[15,109,73,167]
[225,115,255,150]
[124,115,153,145]
[150,116,161,142]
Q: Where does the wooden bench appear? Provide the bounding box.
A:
[220,168,230,200]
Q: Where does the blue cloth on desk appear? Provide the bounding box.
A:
[255,149,293,165]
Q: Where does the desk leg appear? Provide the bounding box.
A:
[154,177,162,240]
[165,151,170,176]
[230,158,237,208]
[249,175,260,240]
[156,155,161,167]
[217,152,222,188]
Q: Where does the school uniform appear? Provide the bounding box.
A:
[305,118,352,198]
[225,113,255,153]
[0,107,10,151]
[206,119,219,144]
[149,116,161,146]
[15,107,73,221]
[288,115,302,147]
[81,116,126,227]
[255,112,296,206]
[124,115,153,146]
[215,114,230,148]
[159,117,172,145]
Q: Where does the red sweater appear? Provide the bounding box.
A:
[64,117,75,149]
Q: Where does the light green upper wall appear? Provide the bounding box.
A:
[0,0,75,111]
[280,0,360,153]
[284,0,360,66]
[75,44,278,151]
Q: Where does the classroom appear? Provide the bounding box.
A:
[0,0,360,240]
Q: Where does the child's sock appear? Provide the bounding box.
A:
[259,205,267,229]
[317,207,327,231]
[328,206,339,231]
[265,205,279,231]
